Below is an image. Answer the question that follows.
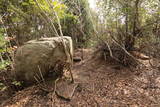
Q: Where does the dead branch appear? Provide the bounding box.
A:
[34,0,74,83]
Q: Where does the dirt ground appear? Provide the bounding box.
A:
[0,49,160,107]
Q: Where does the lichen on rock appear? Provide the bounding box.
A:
[13,36,73,84]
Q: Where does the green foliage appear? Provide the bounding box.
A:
[61,13,78,35]
[0,60,11,70]
[0,82,7,91]
[0,0,94,48]
[0,81,22,92]
[97,0,160,50]
[0,0,72,44]
[0,28,12,70]
[11,81,21,86]
[36,0,67,18]
[0,28,6,48]
[63,0,94,47]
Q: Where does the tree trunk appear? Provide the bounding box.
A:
[125,0,140,51]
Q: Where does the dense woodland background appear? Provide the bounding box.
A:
[0,0,160,106]
[0,0,159,63]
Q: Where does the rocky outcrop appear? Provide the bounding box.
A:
[13,36,73,84]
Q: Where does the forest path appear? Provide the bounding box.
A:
[1,49,160,107]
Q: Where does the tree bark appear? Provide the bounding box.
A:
[125,0,140,51]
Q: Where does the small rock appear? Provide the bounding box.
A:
[56,80,78,100]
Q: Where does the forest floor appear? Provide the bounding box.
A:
[0,49,160,107]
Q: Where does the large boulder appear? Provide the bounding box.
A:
[13,36,73,84]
